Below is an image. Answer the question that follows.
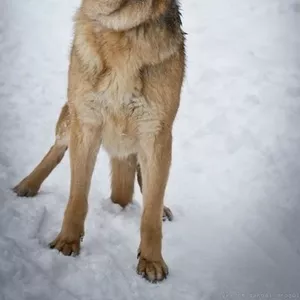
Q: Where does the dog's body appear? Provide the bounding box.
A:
[13,0,185,282]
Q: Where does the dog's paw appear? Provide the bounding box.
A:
[49,232,83,256]
[12,180,39,197]
[163,206,173,222]
[137,256,169,282]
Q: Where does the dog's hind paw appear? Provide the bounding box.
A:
[12,180,40,197]
[163,206,173,221]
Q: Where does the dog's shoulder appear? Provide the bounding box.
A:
[72,10,104,80]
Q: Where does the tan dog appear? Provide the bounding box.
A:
[13,0,185,282]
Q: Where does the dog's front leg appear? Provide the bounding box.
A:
[50,115,101,256]
[137,132,172,282]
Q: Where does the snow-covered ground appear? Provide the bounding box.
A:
[1,0,300,299]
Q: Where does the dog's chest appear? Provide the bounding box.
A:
[103,79,145,157]
[78,71,147,157]
[73,30,152,157]
[82,70,144,119]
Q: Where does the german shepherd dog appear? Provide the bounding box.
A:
[13,0,185,282]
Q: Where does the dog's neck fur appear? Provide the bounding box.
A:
[81,0,172,31]
[73,0,184,84]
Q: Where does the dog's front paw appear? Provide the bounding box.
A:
[137,255,169,282]
[13,180,40,197]
[49,232,83,256]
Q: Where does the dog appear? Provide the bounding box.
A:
[13,0,185,282]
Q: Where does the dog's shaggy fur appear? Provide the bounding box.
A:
[14,0,185,282]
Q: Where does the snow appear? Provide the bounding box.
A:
[1,0,300,299]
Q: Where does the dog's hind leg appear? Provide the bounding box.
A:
[13,103,70,197]
[110,154,137,208]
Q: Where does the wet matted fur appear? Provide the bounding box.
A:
[13,0,186,282]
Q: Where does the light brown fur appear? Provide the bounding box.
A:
[13,0,185,282]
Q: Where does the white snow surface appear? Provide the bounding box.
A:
[1,0,300,299]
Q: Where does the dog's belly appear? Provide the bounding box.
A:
[101,118,139,158]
